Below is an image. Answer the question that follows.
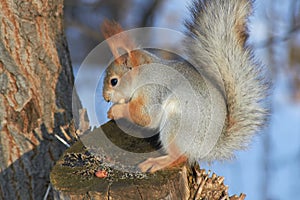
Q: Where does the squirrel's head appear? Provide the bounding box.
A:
[101,20,153,103]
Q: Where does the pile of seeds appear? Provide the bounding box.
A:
[62,151,148,181]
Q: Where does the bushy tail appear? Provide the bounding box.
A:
[185,0,270,161]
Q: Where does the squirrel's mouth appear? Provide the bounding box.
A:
[113,98,131,105]
[112,98,130,105]
[103,90,131,104]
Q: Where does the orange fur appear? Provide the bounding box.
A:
[107,95,151,127]
[167,155,188,169]
[128,95,151,127]
[101,19,139,67]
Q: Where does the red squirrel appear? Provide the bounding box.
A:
[101,0,270,173]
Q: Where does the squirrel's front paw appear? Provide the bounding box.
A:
[107,107,114,119]
[107,104,128,120]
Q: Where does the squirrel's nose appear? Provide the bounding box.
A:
[104,96,110,102]
[103,92,112,102]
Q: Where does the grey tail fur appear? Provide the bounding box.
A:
[184,0,271,161]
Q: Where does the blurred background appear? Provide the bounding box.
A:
[64,0,300,199]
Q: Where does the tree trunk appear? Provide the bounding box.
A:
[0,0,76,199]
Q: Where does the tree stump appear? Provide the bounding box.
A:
[50,121,246,200]
[50,121,189,199]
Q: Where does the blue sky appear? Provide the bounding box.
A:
[71,0,300,199]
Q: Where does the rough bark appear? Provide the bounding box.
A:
[0,0,76,199]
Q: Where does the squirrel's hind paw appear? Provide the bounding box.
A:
[138,155,187,173]
[138,155,171,173]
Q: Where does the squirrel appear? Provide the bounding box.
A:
[101,0,270,173]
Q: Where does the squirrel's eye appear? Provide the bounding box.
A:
[110,78,118,87]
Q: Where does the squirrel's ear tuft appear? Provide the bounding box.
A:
[101,19,138,66]
[101,19,123,39]
[130,51,153,67]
